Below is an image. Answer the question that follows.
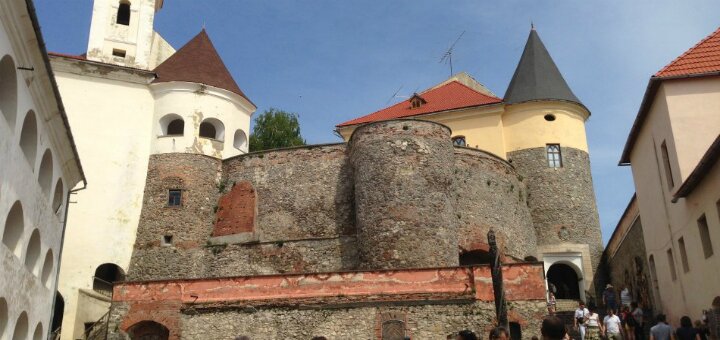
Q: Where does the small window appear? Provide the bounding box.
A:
[112,49,126,58]
[199,122,217,139]
[678,237,689,273]
[667,248,677,281]
[162,235,173,246]
[166,119,184,136]
[546,144,562,168]
[409,93,426,109]
[660,141,674,189]
[699,215,714,258]
[168,189,182,206]
[452,136,466,147]
[116,1,131,26]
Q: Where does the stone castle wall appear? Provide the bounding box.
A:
[107,265,548,340]
[349,120,458,269]
[605,218,656,312]
[508,147,603,268]
[128,120,537,281]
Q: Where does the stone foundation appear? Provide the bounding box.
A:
[108,264,547,339]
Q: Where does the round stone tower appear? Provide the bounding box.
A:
[349,120,458,269]
[503,28,603,301]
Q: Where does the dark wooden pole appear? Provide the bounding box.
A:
[488,229,509,329]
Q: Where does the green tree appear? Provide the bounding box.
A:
[249,108,306,152]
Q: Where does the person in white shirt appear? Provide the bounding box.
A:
[575,301,591,340]
[604,309,623,340]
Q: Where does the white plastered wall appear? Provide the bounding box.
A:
[629,79,720,326]
[150,82,254,159]
[51,62,155,340]
[0,1,81,338]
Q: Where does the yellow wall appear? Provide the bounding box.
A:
[337,100,590,159]
[502,101,589,153]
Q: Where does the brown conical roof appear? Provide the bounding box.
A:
[153,30,252,104]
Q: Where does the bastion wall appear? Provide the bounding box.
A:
[128,120,538,281]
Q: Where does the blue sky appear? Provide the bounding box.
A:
[35,0,720,244]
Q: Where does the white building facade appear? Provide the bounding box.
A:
[49,0,255,338]
[0,0,85,339]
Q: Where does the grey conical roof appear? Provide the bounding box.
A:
[504,29,582,106]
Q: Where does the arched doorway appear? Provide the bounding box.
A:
[547,263,580,299]
[93,263,125,296]
[459,250,493,266]
[127,320,169,340]
[51,292,64,335]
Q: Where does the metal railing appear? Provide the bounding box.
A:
[83,311,110,340]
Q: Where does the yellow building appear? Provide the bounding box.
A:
[338,28,605,306]
[617,26,720,325]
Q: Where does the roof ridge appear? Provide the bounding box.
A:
[655,26,720,77]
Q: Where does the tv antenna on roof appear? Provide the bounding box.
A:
[439,30,466,77]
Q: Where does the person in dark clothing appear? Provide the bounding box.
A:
[694,320,708,340]
[457,329,478,340]
[676,316,700,340]
[542,316,568,340]
[489,327,510,340]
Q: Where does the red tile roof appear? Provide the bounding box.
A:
[153,30,253,104]
[337,81,502,127]
[655,26,720,77]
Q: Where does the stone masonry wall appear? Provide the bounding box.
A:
[349,120,458,269]
[128,121,539,280]
[454,148,537,261]
[107,264,548,340]
[508,147,603,270]
[606,218,656,312]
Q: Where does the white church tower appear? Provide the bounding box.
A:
[47,0,255,338]
[86,0,174,69]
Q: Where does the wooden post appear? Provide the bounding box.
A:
[488,229,509,329]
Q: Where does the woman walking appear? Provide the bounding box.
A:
[585,306,603,340]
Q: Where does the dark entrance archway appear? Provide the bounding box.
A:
[459,250,493,266]
[127,321,169,340]
[547,263,580,299]
[51,292,64,335]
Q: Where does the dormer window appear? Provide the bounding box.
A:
[452,136,466,147]
[117,1,131,26]
[409,93,426,109]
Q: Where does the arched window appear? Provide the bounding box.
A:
[11,312,28,340]
[452,136,466,147]
[199,118,225,141]
[93,263,125,296]
[117,1,131,26]
[0,55,18,127]
[38,149,54,196]
[24,229,41,275]
[233,129,247,151]
[32,323,43,340]
[41,249,54,287]
[2,201,24,258]
[459,249,493,266]
[127,320,170,340]
[159,114,184,136]
[166,119,184,136]
[52,179,65,215]
[0,298,7,337]
[20,110,38,169]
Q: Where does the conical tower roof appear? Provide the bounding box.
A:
[504,29,582,107]
[153,30,252,104]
